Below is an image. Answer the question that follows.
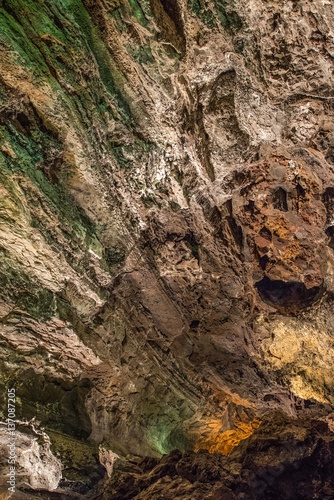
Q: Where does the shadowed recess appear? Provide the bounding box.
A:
[255,277,321,312]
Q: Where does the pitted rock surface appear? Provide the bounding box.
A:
[1,0,334,497]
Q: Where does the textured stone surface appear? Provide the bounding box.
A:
[1,0,334,497]
[101,419,334,500]
[0,421,62,497]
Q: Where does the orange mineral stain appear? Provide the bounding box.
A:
[194,417,261,456]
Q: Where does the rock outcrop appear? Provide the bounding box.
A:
[1,0,334,497]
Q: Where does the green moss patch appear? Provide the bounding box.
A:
[0,123,99,248]
[104,245,126,268]
[188,0,216,28]
[128,0,148,26]
[48,429,100,481]
[129,44,155,65]
[214,0,243,31]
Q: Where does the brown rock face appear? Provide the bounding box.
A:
[1,0,334,498]
[231,151,329,312]
[102,422,334,500]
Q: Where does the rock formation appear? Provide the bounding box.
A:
[1,0,334,498]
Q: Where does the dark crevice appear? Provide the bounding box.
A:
[272,187,288,212]
[326,226,334,237]
[190,320,200,329]
[259,255,269,271]
[53,14,64,30]
[160,0,182,32]
[259,226,272,241]
[292,183,307,212]
[326,225,334,249]
[16,112,31,130]
[323,187,334,224]
[255,277,321,313]
[296,183,306,198]
[244,199,257,215]
[185,233,200,262]
[149,0,186,53]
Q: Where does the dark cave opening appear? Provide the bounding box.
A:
[190,319,200,329]
[255,276,321,312]
[272,187,288,212]
[326,226,334,237]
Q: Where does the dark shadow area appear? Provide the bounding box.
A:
[189,319,200,329]
[255,276,320,312]
[101,433,334,500]
[322,187,334,223]
[149,0,186,54]
[272,187,288,211]
[325,225,334,249]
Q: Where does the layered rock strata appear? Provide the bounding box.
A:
[0,0,334,497]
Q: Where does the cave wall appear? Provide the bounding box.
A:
[1,0,334,497]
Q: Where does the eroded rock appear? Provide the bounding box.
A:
[1,0,334,497]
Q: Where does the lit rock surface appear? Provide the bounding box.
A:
[0,0,334,497]
[0,422,62,497]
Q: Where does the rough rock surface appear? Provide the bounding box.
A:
[1,0,334,497]
[0,421,62,495]
[102,420,334,500]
